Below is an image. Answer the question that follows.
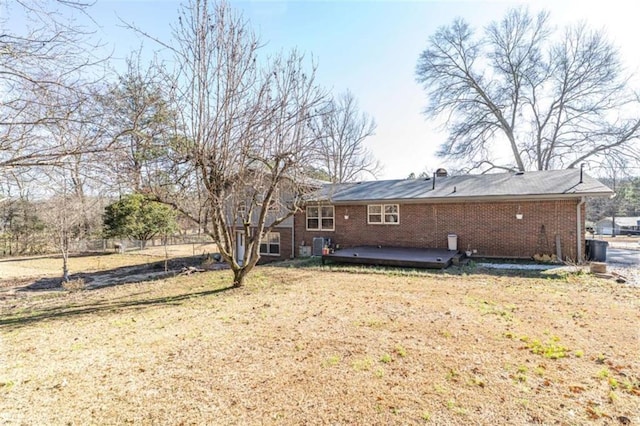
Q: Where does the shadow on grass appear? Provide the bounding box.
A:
[16,255,208,292]
[270,256,574,280]
[1,284,234,329]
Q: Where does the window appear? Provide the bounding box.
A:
[237,201,246,217]
[254,189,280,212]
[259,232,280,255]
[268,199,279,213]
[368,204,399,224]
[306,205,334,231]
[384,204,399,223]
[267,189,280,212]
[368,205,382,223]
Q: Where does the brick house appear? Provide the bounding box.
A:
[255,169,612,263]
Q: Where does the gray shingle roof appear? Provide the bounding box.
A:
[307,169,613,204]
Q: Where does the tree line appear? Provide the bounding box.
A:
[587,177,640,223]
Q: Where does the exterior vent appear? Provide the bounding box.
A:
[435,168,448,177]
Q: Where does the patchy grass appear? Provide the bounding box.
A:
[0,253,167,282]
[0,264,639,424]
[0,243,218,283]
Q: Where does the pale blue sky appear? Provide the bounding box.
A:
[42,1,640,178]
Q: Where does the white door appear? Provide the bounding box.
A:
[236,231,245,263]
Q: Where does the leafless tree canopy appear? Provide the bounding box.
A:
[0,0,106,172]
[137,0,326,286]
[313,91,380,183]
[416,8,640,172]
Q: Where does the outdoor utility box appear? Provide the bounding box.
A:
[447,234,458,251]
[299,246,312,257]
[586,239,608,262]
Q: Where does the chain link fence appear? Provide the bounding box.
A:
[1,234,216,257]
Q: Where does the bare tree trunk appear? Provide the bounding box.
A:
[164,235,169,272]
[61,234,70,282]
[232,267,248,288]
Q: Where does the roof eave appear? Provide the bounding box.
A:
[311,192,614,205]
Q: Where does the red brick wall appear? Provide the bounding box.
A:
[256,226,293,264]
[294,200,583,261]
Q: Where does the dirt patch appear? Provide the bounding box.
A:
[0,246,224,296]
[0,244,219,281]
[1,264,638,424]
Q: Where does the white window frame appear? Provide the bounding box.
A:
[237,200,247,217]
[367,204,400,225]
[267,189,280,213]
[259,232,280,256]
[306,205,335,231]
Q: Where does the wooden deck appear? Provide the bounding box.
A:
[321,246,458,269]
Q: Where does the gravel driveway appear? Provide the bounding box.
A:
[607,245,639,286]
[477,242,639,286]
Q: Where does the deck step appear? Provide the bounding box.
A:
[451,252,465,266]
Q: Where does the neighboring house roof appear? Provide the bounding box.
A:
[306,169,613,204]
[596,217,640,227]
[301,176,332,188]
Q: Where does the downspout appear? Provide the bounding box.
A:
[577,197,585,263]
[291,212,296,259]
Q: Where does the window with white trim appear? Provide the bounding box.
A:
[259,232,280,255]
[267,189,280,212]
[306,206,334,231]
[237,201,247,217]
[368,204,399,224]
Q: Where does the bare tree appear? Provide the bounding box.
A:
[0,0,107,173]
[35,83,109,281]
[40,167,83,282]
[313,91,380,182]
[135,0,326,287]
[416,8,640,173]
[39,160,106,283]
[0,0,118,273]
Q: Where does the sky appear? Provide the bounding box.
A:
[19,0,640,179]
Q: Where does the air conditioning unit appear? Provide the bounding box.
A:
[298,246,312,257]
[312,237,328,256]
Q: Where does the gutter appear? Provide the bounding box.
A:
[291,213,296,259]
[577,197,586,263]
[309,192,614,206]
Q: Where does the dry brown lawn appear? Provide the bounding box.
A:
[0,253,166,281]
[0,243,219,284]
[1,260,638,425]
